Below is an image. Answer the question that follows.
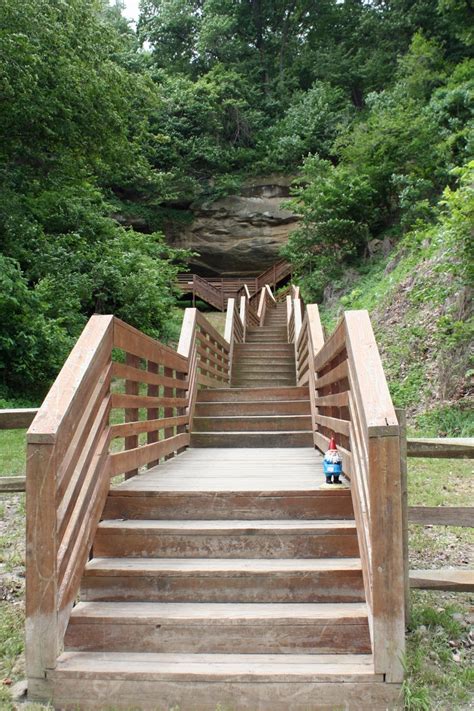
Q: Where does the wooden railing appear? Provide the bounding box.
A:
[255,259,292,291]
[224,297,245,382]
[177,260,291,311]
[290,300,405,683]
[178,308,231,431]
[177,274,225,311]
[0,408,38,492]
[286,288,303,345]
[26,310,229,697]
[257,284,277,325]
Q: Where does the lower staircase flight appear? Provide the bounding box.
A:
[25,283,405,710]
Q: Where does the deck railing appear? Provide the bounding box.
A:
[255,259,292,291]
[26,310,228,697]
[178,308,231,431]
[289,298,405,683]
[177,274,225,311]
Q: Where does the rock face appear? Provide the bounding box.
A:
[166,176,299,275]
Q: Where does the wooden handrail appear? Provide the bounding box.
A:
[225,297,244,381]
[178,308,231,431]
[290,296,405,683]
[26,313,200,697]
[255,259,291,291]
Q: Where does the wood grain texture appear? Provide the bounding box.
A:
[109,433,190,476]
[410,569,474,591]
[114,318,187,373]
[344,311,399,436]
[0,408,38,429]
[369,436,405,682]
[408,506,474,527]
[28,315,113,446]
[0,476,26,492]
[50,678,402,711]
[407,437,474,458]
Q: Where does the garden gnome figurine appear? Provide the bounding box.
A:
[323,436,342,484]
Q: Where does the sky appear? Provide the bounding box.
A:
[121,0,140,22]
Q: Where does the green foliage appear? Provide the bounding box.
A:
[318,160,473,415]
[282,156,376,300]
[259,82,352,171]
[0,0,190,398]
[415,402,474,437]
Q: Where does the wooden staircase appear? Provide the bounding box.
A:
[25,284,405,709]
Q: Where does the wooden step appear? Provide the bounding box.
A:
[65,601,371,654]
[194,400,311,416]
[193,415,310,433]
[245,336,289,343]
[104,489,354,521]
[93,520,358,558]
[196,387,308,402]
[231,379,296,388]
[190,431,312,447]
[50,652,401,711]
[81,558,365,603]
[232,364,296,375]
[232,355,295,364]
[234,343,293,352]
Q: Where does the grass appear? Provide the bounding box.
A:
[404,592,474,710]
[0,430,27,477]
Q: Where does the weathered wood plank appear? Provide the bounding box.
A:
[109,433,190,476]
[50,677,402,711]
[112,362,186,390]
[314,392,349,408]
[111,394,188,410]
[314,360,349,391]
[195,311,230,351]
[114,318,187,373]
[314,413,350,437]
[344,311,399,437]
[25,441,58,687]
[407,437,474,459]
[410,569,474,591]
[28,315,113,446]
[0,408,38,430]
[110,416,189,440]
[313,319,346,373]
[396,408,410,626]
[408,506,474,527]
[0,476,26,492]
[369,435,405,683]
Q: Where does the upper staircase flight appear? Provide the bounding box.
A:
[177,258,292,310]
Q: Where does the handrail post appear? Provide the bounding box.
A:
[286,295,292,342]
[345,310,405,683]
[396,407,410,626]
[178,308,198,428]
[239,295,247,342]
[293,298,302,342]
[26,442,59,700]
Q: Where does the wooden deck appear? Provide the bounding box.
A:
[114,448,324,492]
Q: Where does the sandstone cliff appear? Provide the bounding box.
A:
[165,176,299,275]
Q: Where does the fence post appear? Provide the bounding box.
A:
[396,407,410,625]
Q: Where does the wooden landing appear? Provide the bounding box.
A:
[114,448,325,492]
